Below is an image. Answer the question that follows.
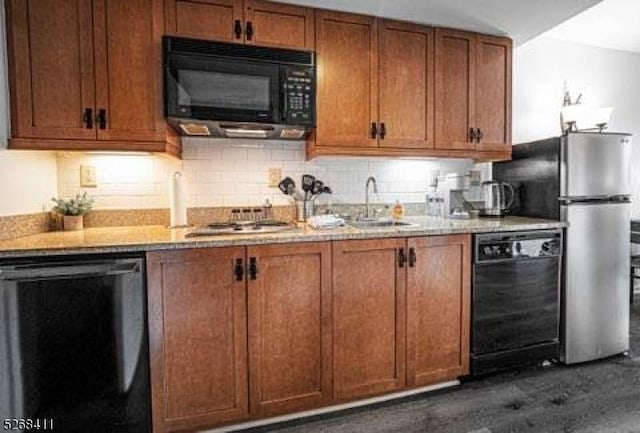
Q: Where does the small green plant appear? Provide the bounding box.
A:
[51,192,95,216]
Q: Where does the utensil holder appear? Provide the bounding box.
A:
[295,199,315,222]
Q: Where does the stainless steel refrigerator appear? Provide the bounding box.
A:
[494,132,632,364]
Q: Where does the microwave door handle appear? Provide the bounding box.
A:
[281,84,288,122]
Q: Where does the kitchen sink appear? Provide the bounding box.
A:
[349,220,418,229]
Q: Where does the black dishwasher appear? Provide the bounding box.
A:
[471,230,562,376]
[0,254,150,432]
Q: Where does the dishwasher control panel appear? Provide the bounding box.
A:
[475,230,562,262]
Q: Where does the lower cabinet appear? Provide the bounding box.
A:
[147,235,471,431]
[406,235,471,386]
[332,239,406,400]
[247,242,333,417]
[147,247,249,433]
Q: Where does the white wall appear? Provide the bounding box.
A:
[513,36,640,216]
[57,140,475,209]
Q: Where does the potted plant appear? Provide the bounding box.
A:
[51,193,95,231]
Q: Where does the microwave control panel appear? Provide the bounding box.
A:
[282,68,315,125]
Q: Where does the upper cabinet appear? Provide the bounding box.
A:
[434,29,512,154]
[314,10,378,149]
[378,20,435,150]
[165,0,314,50]
[309,12,511,161]
[5,0,510,161]
[6,0,96,141]
[312,13,434,156]
[6,0,180,156]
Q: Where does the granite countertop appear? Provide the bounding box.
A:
[0,216,567,258]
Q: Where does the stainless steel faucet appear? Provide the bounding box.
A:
[364,176,378,219]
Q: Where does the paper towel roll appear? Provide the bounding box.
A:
[169,171,188,228]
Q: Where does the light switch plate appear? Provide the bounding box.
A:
[268,167,282,188]
[80,165,97,187]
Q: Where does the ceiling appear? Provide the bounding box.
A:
[276,0,603,44]
[544,0,640,53]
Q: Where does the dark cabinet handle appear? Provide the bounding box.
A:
[409,248,416,268]
[380,122,386,139]
[246,21,253,41]
[234,20,243,39]
[476,128,484,143]
[371,122,378,139]
[249,257,258,280]
[96,109,106,130]
[234,258,244,281]
[398,248,406,268]
[82,108,93,129]
[469,127,476,143]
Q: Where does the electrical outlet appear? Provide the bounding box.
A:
[268,167,282,188]
[80,165,97,187]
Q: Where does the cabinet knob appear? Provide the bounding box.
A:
[398,248,406,268]
[82,108,93,129]
[246,21,254,41]
[476,128,484,143]
[409,248,416,267]
[234,20,243,39]
[379,122,386,140]
[96,109,107,130]
[249,257,258,280]
[234,258,244,281]
[469,127,476,143]
[371,122,378,139]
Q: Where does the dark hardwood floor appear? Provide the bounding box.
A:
[245,303,640,433]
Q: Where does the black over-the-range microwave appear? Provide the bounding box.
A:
[164,36,316,140]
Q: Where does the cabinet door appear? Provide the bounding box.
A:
[379,20,434,150]
[475,35,512,152]
[406,235,471,386]
[247,243,332,417]
[147,248,248,432]
[315,11,378,148]
[165,0,244,43]
[6,0,96,140]
[434,29,476,150]
[332,239,406,400]
[93,0,166,142]
[245,0,314,50]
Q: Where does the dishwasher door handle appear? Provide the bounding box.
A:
[0,261,141,281]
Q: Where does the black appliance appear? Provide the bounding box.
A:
[0,255,150,432]
[164,36,315,139]
[471,230,562,375]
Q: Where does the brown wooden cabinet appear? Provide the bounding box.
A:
[379,20,435,150]
[475,35,512,152]
[435,28,511,153]
[332,238,406,400]
[247,242,332,417]
[165,0,314,50]
[147,247,248,433]
[6,0,180,156]
[312,14,435,155]
[313,10,378,149]
[406,235,471,386]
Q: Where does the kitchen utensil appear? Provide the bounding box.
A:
[480,180,514,217]
[312,179,324,196]
[322,186,332,194]
[278,177,296,195]
[302,174,316,200]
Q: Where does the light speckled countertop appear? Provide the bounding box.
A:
[0,216,566,258]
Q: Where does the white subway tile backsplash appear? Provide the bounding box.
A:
[54,140,476,211]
